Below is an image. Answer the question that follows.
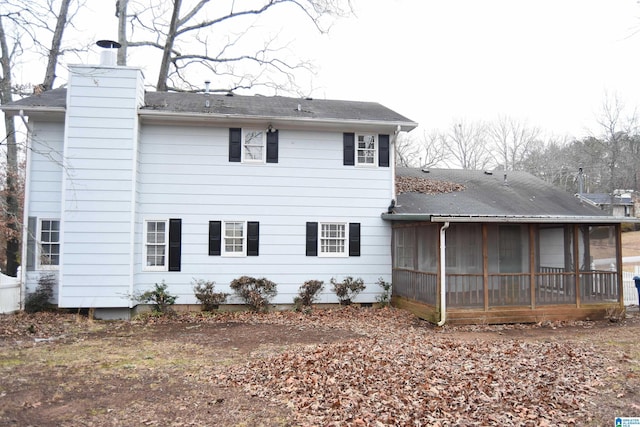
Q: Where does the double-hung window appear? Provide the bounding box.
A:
[320,223,347,256]
[356,134,376,166]
[39,219,60,268]
[243,130,266,162]
[306,222,360,257]
[209,220,259,257]
[145,220,167,270]
[343,133,389,167]
[224,221,246,256]
[144,219,182,272]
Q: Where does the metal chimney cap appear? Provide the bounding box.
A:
[97,40,121,49]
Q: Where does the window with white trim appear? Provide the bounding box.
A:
[356,134,376,166]
[319,223,347,257]
[243,130,266,162]
[223,221,246,256]
[145,220,167,270]
[39,219,60,268]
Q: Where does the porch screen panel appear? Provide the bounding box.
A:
[536,225,575,305]
[394,227,415,269]
[580,225,619,303]
[487,224,531,307]
[417,225,438,273]
[445,224,483,307]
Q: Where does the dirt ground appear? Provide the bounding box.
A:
[1,307,640,426]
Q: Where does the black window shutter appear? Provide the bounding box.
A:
[266,130,279,163]
[168,219,182,271]
[306,222,318,256]
[343,133,355,166]
[209,221,222,256]
[349,223,361,256]
[379,134,390,167]
[26,216,36,271]
[229,128,242,162]
[247,221,260,256]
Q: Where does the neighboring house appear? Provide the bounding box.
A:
[1,60,417,319]
[576,192,634,217]
[384,168,633,325]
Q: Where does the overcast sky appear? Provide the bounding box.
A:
[37,0,640,139]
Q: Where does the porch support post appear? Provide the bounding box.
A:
[482,224,489,312]
[574,224,581,308]
[529,224,536,309]
[616,223,624,308]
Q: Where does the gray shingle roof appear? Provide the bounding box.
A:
[2,88,417,129]
[392,168,608,218]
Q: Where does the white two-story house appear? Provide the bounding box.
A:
[2,60,417,318]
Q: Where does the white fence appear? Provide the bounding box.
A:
[0,272,20,314]
[623,266,640,306]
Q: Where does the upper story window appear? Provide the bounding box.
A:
[356,134,376,166]
[39,219,60,269]
[343,133,390,167]
[243,130,266,163]
[229,128,278,164]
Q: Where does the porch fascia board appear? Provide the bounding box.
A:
[381,213,639,224]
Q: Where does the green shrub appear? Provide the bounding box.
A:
[376,277,392,307]
[25,273,56,313]
[136,281,177,314]
[293,280,324,312]
[229,276,277,312]
[192,279,229,311]
[330,276,365,305]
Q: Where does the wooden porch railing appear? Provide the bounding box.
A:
[392,268,619,308]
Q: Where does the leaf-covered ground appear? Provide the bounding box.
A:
[1,307,639,426]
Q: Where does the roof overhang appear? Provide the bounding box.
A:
[381,213,640,224]
[138,110,418,132]
[1,106,66,119]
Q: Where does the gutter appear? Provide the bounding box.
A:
[437,222,449,326]
[381,213,637,224]
[139,110,419,132]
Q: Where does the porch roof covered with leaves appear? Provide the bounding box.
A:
[384,167,635,224]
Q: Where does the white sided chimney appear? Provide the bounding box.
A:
[96,40,121,66]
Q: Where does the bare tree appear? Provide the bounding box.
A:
[116,0,353,92]
[0,0,77,275]
[445,120,493,170]
[594,92,638,205]
[0,12,21,274]
[488,116,541,171]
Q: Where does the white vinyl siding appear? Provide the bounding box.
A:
[135,126,393,305]
[57,65,144,308]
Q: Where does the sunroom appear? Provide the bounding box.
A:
[386,168,629,325]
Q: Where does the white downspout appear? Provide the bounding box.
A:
[391,125,400,202]
[437,221,450,326]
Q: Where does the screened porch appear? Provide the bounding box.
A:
[391,222,622,323]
